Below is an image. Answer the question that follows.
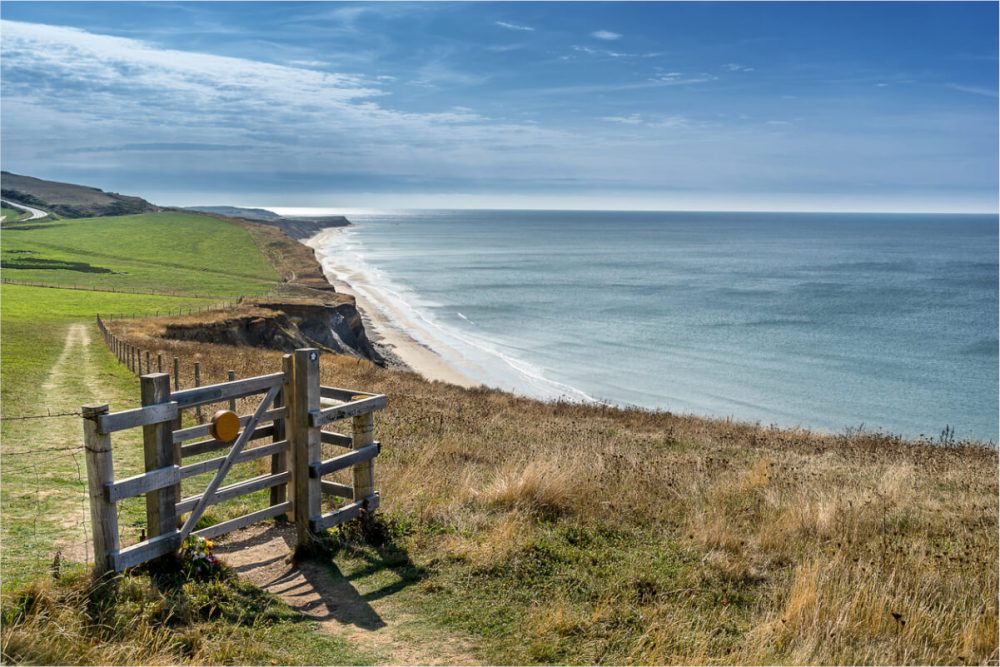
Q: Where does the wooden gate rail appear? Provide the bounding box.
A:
[82,348,387,579]
[308,387,386,533]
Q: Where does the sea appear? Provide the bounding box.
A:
[307,209,998,442]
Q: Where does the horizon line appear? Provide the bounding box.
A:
[250,204,1000,216]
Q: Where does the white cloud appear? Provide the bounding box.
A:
[601,114,695,130]
[572,45,659,59]
[591,30,621,41]
[602,114,645,125]
[649,73,717,85]
[0,20,591,186]
[2,19,992,209]
[285,59,330,69]
[946,83,998,98]
[495,20,534,32]
[722,63,754,72]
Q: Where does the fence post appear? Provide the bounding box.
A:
[130,347,136,373]
[291,348,321,545]
[172,357,180,391]
[141,373,177,540]
[194,362,204,423]
[227,370,236,411]
[271,355,291,511]
[145,351,151,375]
[352,411,376,509]
[157,354,163,374]
[83,404,119,580]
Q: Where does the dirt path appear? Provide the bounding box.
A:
[38,323,129,563]
[217,523,481,666]
[42,324,93,396]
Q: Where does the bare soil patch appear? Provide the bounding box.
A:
[216,523,481,665]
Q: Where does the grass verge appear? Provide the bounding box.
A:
[87,338,999,665]
[1,564,373,664]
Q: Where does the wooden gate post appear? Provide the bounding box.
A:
[352,412,376,507]
[140,374,178,539]
[83,404,119,580]
[291,348,321,545]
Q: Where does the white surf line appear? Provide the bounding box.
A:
[1,198,49,220]
[308,228,598,404]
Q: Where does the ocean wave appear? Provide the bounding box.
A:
[313,235,597,404]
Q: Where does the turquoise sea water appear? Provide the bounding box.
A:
[312,210,998,441]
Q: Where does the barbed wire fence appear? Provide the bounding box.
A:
[2,305,250,584]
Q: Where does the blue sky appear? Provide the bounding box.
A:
[1,2,997,211]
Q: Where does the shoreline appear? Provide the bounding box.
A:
[304,227,481,389]
[299,221,997,445]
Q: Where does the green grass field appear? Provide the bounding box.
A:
[1,211,282,590]
[1,211,280,297]
[1,206,25,222]
[0,212,381,663]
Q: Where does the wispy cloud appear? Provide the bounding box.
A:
[722,63,755,72]
[591,30,621,41]
[495,20,534,32]
[601,114,696,129]
[602,114,645,125]
[946,83,998,98]
[649,72,717,85]
[0,20,578,185]
[540,73,715,96]
[286,59,328,69]
[571,45,661,59]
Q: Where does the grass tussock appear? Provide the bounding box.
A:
[53,324,1000,664]
[1,567,367,665]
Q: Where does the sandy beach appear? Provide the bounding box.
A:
[304,227,480,389]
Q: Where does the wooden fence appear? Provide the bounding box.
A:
[97,314,240,423]
[82,348,387,578]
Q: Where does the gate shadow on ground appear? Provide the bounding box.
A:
[218,520,425,631]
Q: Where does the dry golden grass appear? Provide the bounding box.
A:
[70,324,1000,664]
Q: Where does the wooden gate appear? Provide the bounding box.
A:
[82,348,387,578]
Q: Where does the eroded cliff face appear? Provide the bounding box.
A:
[162,299,382,363]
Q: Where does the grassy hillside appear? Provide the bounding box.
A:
[0,211,282,592]
[1,171,158,218]
[2,206,26,222]
[2,212,280,297]
[21,331,996,665]
[0,210,387,664]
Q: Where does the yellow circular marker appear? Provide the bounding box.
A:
[210,410,240,443]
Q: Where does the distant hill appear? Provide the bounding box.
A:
[185,206,284,221]
[0,172,159,218]
[184,205,351,240]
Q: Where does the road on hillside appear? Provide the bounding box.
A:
[1,198,49,220]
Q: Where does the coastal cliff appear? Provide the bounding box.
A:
[161,299,381,361]
[184,205,351,240]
